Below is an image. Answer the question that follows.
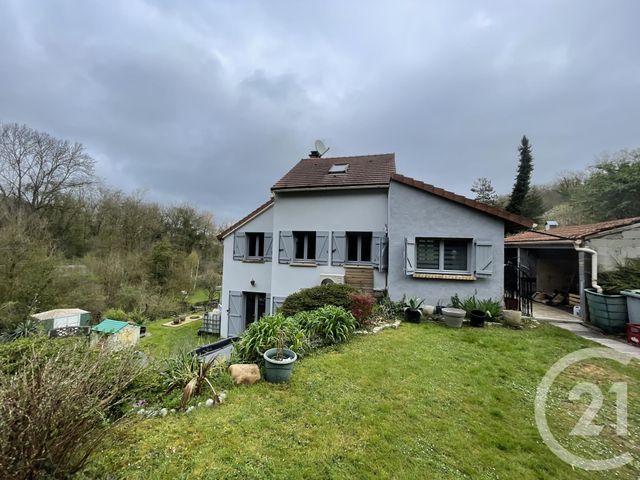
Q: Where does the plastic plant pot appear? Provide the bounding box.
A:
[404,308,422,323]
[442,308,466,328]
[470,309,486,327]
[263,348,297,383]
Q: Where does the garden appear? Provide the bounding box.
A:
[1,285,639,479]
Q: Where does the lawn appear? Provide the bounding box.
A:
[84,323,640,479]
[139,316,218,360]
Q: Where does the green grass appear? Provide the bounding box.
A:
[140,316,217,361]
[187,289,214,305]
[85,323,640,479]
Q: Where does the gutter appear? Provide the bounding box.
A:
[573,240,603,293]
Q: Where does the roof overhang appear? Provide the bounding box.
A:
[217,198,274,241]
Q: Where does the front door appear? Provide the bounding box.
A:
[244,292,266,327]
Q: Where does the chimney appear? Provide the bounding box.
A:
[545,220,559,231]
[309,150,321,158]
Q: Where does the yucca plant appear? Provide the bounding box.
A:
[159,351,220,408]
[404,297,424,310]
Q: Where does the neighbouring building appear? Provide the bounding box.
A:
[218,153,531,337]
[31,308,91,332]
[90,319,140,350]
[505,216,640,319]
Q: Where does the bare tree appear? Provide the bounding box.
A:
[0,123,96,212]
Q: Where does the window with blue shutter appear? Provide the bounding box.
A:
[279,231,293,263]
[264,233,273,262]
[316,231,329,265]
[372,232,387,271]
[404,237,416,275]
[475,241,494,277]
[233,232,246,261]
[331,231,346,265]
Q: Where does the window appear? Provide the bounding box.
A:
[346,232,373,262]
[246,233,264,258]
[329,163,349,173]
[293,231,316,261]
[416,238,470,272]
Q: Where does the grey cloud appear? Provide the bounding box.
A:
[1,0,639,222]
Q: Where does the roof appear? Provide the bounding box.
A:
[217,198,274,240]
[92,319,128,334]
[32,308,90,321]
[390,174,533,230]
[506,216,640,244]
[271,153,396,191]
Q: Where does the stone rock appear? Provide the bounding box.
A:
[137,409,146,415]
[219,391,228,403]
[229,363,261,385]
[197,402,203,407]
[205,398,215,407]
[185,406,195,414]
[159,408,168,417]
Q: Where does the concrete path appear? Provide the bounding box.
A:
[539,318,640,360]
[531,302,640,359]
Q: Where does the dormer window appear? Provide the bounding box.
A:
[329,163,349,174]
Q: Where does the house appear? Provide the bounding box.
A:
[90,319,140,350]
[218,153,532,337]
[505,216,640,319]
[31,308,91,331]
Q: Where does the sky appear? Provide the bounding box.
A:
[1,0,639,223]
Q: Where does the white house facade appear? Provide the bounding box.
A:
[218,153,531,338]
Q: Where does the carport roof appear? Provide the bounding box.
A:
[505,216,640,245]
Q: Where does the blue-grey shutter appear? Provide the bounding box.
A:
[272,296,286,314]
[264,232,273,261]
[227,291,244,336]
[265,294,271,315]
[279,231,293,264]
[233,232,246,260]
[372,232,386,270]
[331,231,346,265]
[475,241,494,277]
[316,231,329,265]
[404,237,415,275]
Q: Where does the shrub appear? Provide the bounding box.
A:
[127,309,148,325]
[451,293,502,318]
[0,342,139,480]
[377,296,405,321]
[349,292,376,325]
[0,318,40,342]
[303,305,357,344]
[279,283,356,317]
[599,258,640,295]
[234,314,308,363]
[103,308,128,321]
[0,336,71,375]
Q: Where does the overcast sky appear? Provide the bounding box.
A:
[1,1,639,222]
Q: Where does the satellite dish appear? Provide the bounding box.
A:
[314,140,329,157]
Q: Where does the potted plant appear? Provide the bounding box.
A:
[263,330,298,383]
[442,307,466,328]
[403,297,424,323]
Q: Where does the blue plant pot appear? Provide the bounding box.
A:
[263,348,297,383]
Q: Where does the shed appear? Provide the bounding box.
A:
[91,319,140,350]
[505,216,640,320]
[32,308,91,331]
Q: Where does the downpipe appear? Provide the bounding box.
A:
[573,240,603,293]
